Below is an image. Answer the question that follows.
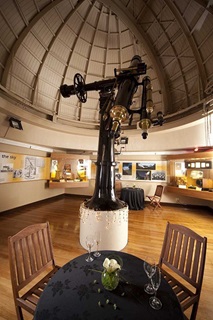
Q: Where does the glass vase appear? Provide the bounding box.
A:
[101,269,119,291]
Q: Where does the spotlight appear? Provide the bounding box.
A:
[9,117,23,130]
[120,137,128,144]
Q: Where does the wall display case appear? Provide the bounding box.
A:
[165,151,213,201]
[49,153,91,189]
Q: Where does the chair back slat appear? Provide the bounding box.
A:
[27,234,37,274]
[159,222,207,289]
[185,238,194,278]
[179,234,188,272]
[192,241,201,282]
[8,222,55,291]
[37,230,46,268]
[174,232,183,268]
[14,240,25,285]
[21,237,31,280]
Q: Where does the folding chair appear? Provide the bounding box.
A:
[8,222,60,320]
[146,185,164,208]
[159,222,207,320]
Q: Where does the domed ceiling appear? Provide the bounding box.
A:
[0,0,213,131]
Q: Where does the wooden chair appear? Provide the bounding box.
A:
[159,222,207,320]
[8,222,60,320]
[115,180,122,198]
[146,185,164,208]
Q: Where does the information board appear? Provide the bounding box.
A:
[0,152,50,183]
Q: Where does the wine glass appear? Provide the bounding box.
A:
[85,235,94,262]
[143,257,156,294]
[149,266,162,310]
[93,231,101,257]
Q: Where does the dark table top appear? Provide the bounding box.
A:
[34,251,184,320]
[120,187,144,210]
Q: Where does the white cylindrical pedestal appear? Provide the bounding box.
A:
[79,203,128,251]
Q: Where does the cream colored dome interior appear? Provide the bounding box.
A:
[0,0,213,151]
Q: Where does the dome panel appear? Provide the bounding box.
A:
[10,59,35,87]
[93,30,107,47]
[50,40,71,63]
[58,24,77,45]
[108,13,119,33]
[44,9,65,33]
[37,82,58,104]
[107,50,120,64]
[18,0,38,21]
[81,107,99,122]
[74,38,91,57]
[45,55,67,75]
[108,34,120,49]
[32,20,54,48]
[86,4,100,26]
[121,46,136,63]
[66,12,84,34]
[81,23,95,42]
[0,1,25,36]
[82,97,98,110]
[121,29,134,47]
[70,52,88,73]
[0,17,16,49]
[98,12,109,31]
[40,66,63,87]
[87,61,104,77]
[90,46,106,63]
[8,77,32,101]
[36,94,56,113]
[15,46,41,73]
[22,33,46,61]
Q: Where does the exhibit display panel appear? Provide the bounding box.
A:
[49,153,91,189]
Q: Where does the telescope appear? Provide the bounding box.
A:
[60,57,147,103]
[60,55,164,140]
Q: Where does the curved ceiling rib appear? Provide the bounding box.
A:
[59,0,97,123]
[164,0,207,98]
[1,0,64,87]
[141,1,190,112]
[32,0,86,108]
[99,0,171,113]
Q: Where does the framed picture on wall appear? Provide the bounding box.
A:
[151,171,166,181]
[122,162,132,176]
[136,162,156,170]
[136,170,151,180]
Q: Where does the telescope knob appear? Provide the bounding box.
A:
[74,73,87,103]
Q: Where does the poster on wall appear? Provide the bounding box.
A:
[136,162,156,170]
[122,162,132,176]
[136,170,151,180]
[0,152,50,183]
[151,171,166,181]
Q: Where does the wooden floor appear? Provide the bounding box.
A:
[0,195,212,320]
